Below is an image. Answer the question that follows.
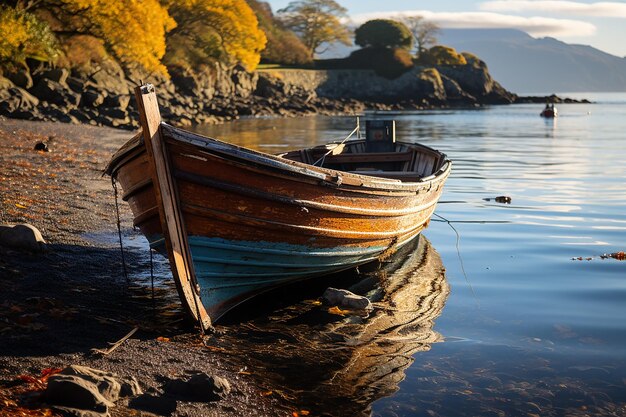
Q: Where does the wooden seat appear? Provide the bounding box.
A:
[323,151,413,164]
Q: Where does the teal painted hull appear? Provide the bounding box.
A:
[150,234,397,320]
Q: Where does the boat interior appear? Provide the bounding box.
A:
[279,139,447,182]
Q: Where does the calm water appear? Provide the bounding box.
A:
[192,94,626,416]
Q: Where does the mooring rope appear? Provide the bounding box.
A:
[110,173,208,334]
[150,248,155,309]
[433,213,479,307]
[112,177,129,283]
[312,118,361,167]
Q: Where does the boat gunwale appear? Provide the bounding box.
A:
[163,123,451,191]
[106,122,451,193]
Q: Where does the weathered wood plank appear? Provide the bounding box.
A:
[324,151,413,164]
[134,84,212,331]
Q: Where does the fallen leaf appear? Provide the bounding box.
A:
[203,345,227,353]
[40,368,62,382]
[327,306,351,316]
[9,305,23,313]
[3,399,17,407]
[156,336,170,342]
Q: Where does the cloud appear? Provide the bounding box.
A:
[480,1,626,18]
[348,10,596,37]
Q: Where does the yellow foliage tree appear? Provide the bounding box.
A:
[13,0,175,75]
[0,5,58,68]
[165,0,267,71]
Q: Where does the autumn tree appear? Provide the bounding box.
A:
[400,15,440,56]
[2,0,175,75]
[246,0,311,65]
[0,5,58,68]
[277,0,351,58]
[164,0,266,71]
[354,19,412,50]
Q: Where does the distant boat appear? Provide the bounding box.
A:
[540,104,558,118]
[105,84,451,329]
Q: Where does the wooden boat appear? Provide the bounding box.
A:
[105,84,451,329]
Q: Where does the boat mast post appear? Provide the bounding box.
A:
[134,84,212,331]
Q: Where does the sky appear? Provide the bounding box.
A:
[266,0,626,57]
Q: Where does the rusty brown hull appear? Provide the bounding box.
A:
[107,121,450,322]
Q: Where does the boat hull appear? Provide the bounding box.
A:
[108,123,450,322]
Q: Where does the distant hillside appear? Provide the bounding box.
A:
[438,29,626,93]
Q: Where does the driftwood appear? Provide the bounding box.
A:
[91,326,139,356]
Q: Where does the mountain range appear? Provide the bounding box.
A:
[321,28,626,94]
[437,29,626,94]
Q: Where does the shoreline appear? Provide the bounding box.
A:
[1,63,589,133]
[0,118,290,416]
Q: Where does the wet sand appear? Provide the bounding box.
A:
[0,117,291,416]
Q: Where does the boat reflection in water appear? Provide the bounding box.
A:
[218,235,449,416]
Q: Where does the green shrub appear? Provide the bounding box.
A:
[460,52,480,65]
[461,52,488,69]
[417,45,467,66]
[348,47,413,78]
[354,19,412,50]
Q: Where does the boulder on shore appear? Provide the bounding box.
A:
[164,372,231,402]
[322,287,373,311]
[44,365,142,417]
[0,223,46,252]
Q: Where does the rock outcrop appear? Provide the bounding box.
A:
[0,59,519,129]
[260,59,515,106]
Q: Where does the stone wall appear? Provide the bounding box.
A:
[257,63,515,105]
[260,68,432,100]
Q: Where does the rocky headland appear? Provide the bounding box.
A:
[0,58,579,130]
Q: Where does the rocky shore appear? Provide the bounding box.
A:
[0,117,448,417]
[0,119,294,417]
[0,58,577,131]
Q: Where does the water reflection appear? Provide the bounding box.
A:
[191,116,360,150]
[216,236,449,416]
